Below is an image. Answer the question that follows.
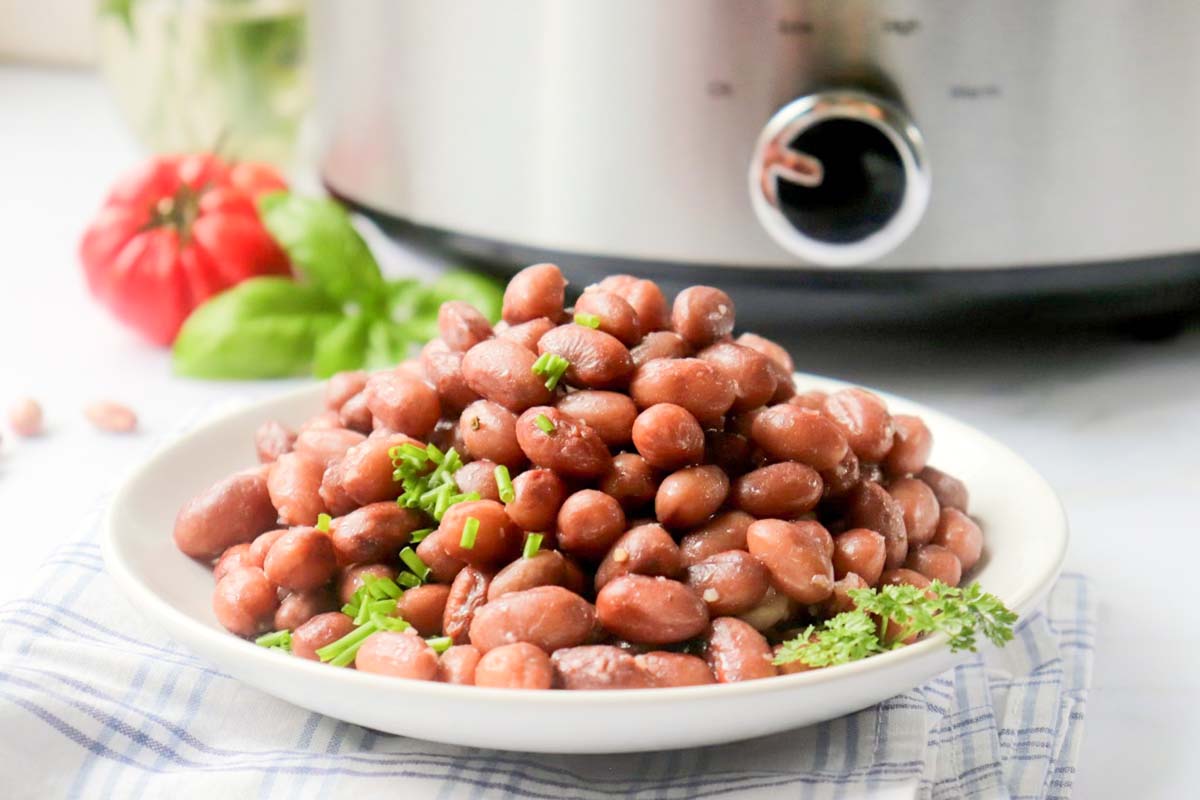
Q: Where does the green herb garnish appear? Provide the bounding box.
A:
[255,629,292,652]
[392,442,468,521]
[522,533,544,559]
[396,572,423,589]
[409,527,433,544]
[426,636,453,654]
[460,517,480,550]
[534,413,556,434]
[316,613,412,667]
[399,547,431,582]
[574,312,601,329]
[315,513,332,533]
[531,353,570,391]
[772,581,1017,669]
[494,465,515,503]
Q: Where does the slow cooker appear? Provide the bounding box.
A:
[310,0,1200,325]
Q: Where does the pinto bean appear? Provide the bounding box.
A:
[594,523,682,590]
[437,644,482,684]
[551,645,654,690]
[505,468,567,533]
[318,461,357,517]
[214,544,253,583]
[337,563,398,604]
[822,388,894,463]
[832,528,887,586]
[254,420,296,463]
[698,342,777,412]
[496,316,556,353]
[598,453,659,512]
[291,612,355,661]
[631,403,704,470]
[489,550,577,600]
[705,429,753,476]
[325,370,368,411]
[274,587,337,631]
[655,465,729,529]
[906,544,963,587]
[919,467,971,513]
[930,509,983,572]
[704,617,777,682]
[630,330,691,367]
[788,389,828,411]
[731,462,823,518]
[338,432,420,506]
[364,370,441,439]
[574,289,641,346]
[292,427,366,469]
[635,652,715,686]
[474,642,555,689]
[444,567,492,644]
[599,275,669,332]
[595,575,709,644]
[685,550,769,616]
[469,586,596,652]
[736,332,794,373]
[750,404,848,471]
[417,530,466,584]
[515,406,611,479]
[393,583,452,635]
[298,411,340,433]
[247,529,285,569]
[822,572,870,617]
[459,400,524,469]
[736,587,794,632]
[421,339,481,415]
[174,468,280,560]
[629,358,735,426]
[556,490,627,560]
[672,286,735,347]
[556,390,637,446]
[453,460,501,502]
[846,481,909,570]
[355,631,439,680]
[537,324,634,389]
[263,527,338,591]
[338,392,374,434]
[462,338,554,412]
[820,448,861,501]
[745,519,834,604]
[502,263,566,324]
[212,567,279,637]
[438,300,493,352]
[885,415,932,477]
[679,511,755,567]
[880,568,932,589]
[439,500,522,567]
[888,477,940,547]
[331,502,425,565]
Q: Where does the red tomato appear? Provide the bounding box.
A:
[79,153,291,345]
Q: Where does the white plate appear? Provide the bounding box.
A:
[102,376,1067,754]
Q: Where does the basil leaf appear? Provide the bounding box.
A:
[364,319,416,369]
[429,270,504,322]
[173,277,342,379]
[258,192,385,310]
[313,314,372,378]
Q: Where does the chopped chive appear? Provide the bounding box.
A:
[522,533,544,559]
[315,513,332,533]
[372,613,412,633]
[317,620,378,666]
[494,465,515,503]
[399,547,430,581]
[531,352,570,390]
[534,413,556,434]
[341,601,359,617]
[410,527,433,544]
[255,630,292,651]
[355,597,396,625]
[460,517,480,549]
[426,636,453,654]
[396,571,423,589]
[574,312,601,329]
[425,443,444,463]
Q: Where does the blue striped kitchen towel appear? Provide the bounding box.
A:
[0,514,1093,800]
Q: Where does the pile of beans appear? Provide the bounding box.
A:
[176,264,983,689]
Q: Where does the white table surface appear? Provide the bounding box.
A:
[2,65,1198,798]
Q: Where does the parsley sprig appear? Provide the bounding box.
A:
[773,581,1017,668]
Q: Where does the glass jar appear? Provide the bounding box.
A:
[96,0,310,167]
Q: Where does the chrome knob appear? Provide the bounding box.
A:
[749,91,931,266]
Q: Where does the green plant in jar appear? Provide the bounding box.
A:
[96,0,309,166]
